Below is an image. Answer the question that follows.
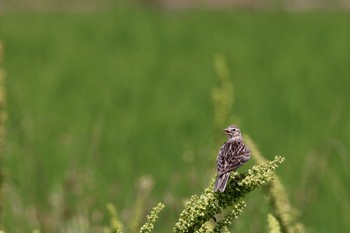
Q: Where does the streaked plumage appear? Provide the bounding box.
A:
[214,125,251,192]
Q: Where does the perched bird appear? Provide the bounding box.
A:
[214,125,251,192]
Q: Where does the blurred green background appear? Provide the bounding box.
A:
[0,2,350,233]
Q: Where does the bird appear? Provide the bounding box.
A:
[214,125,251,192]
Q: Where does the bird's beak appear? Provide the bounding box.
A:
[223,129,230,135]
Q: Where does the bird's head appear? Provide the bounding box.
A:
[223,125,241,139]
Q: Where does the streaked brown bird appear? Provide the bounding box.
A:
[214,125,251,192]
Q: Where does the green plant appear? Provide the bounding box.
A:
[104,156,286,232]
[174,156,285,232]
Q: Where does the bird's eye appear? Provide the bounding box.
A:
[232,129,235,131]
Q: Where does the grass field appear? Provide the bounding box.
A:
[0,8,350,232]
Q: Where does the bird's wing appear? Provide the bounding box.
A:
[217,140,250,175]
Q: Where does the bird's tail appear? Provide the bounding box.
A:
[214,173,230,192]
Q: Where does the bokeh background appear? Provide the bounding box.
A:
[0,0,349,232]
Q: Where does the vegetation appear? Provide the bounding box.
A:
[0,9,349,232]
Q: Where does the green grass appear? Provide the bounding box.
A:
[0,9,350,232]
